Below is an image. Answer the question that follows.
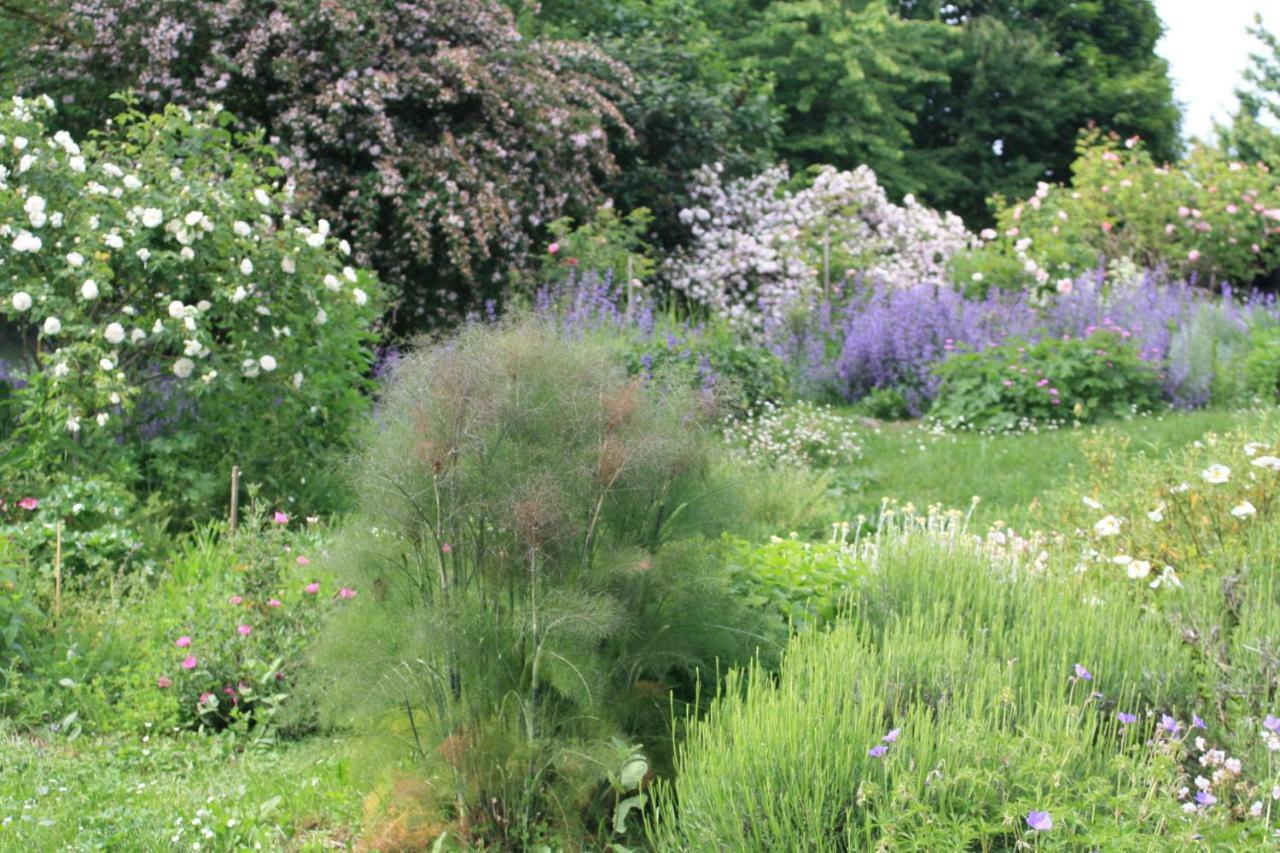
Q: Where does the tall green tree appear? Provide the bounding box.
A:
[1217,15,1280,170]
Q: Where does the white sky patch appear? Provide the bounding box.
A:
[1154,0,1271,144]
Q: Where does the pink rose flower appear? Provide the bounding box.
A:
[17,497,38,511]
[229,594,243,605]
[181,655,198,670]
[304,582,320,595]
[441,543,451,554]
[156,676,172,689]
[175,636,192,648]
[1188,249,1201,262]
[237,624,252,636]
[547,242,559,255]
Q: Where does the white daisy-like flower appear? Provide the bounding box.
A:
[141,208,163,228]
[1094,515,1121,537]
[1244,442,1268,457]
[1202,464,1230,484]
[1251,455,1280,472]
[1231,500,1257,519]
[10,291,32,311]
[42,316,61,335]
[172,357,195,379]
[1126,560,1152,580]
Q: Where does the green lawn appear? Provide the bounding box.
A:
[837,407,1274,527]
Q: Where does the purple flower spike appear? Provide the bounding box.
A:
[882,728,900,743]
[1118,712,1137,725]
[1264,714,1280,733]
[1192,714,1207,730]
[1026,810,1053,831]
[1195,791,1216,806]
[1161,714,1181,736]
[1074,663,1093,681]
[868,744,888,758]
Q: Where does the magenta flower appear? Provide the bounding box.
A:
[273,511,289,524]
[1026,811,1053,831]
[1073,663,1092,681]
[229,595,243,605]
[441,542,452,554]
[17,497,38,511]
[181,655,198,670]
[296,555,311,566]
[156,676,172,689]
[337,587,357,600]
[868,744,888,758]
[304,582,320,595]
[267,598,282,608]
[547,242,560,255]
[1118,712,1137,725]
[175,636,192,648]
[237,624,252,636]
[882,728,900,743]
[198,692,214,706]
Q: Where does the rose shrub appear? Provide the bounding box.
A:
[0,96,379,532]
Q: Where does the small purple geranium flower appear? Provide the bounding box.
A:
[1192,714,1206,730]
[1118,712,1137,725]
[1264,714,1280,733]
[868,744,888,758]
[1161,714,1181,736]
[1195,791,1216,806]
[1073,663,1092,681]
[882,728,900,743]
[1026,810,1053,831]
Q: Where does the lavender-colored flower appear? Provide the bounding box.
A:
[882,728,900,743]
[1161,714,1182,736]
[1026,810,1053,831]
[1118,712,1137,725]
[1192,714,1207,730]
[868,744,888,758]
[1264,714,1280,733]
[1195,791,1216,806]
[1073,663,1093,681]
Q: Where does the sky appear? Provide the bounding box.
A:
[1154,0,1272,143]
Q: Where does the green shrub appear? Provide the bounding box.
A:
[650,519,1236,850]
[310,320,769,847]
[930,331,1164,432]
[621,325,791,413]
[0,96,380,533]
[1243,321,1280,402]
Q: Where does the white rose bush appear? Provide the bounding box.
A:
[0,96,380,519]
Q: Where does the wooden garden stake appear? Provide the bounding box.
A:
[53,520,62,620]
[230,465,240,534]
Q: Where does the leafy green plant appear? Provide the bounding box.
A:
[310,319,768,847]
[930,331,1164,432]
[544,203,656,287]
[1243,321,1280,402]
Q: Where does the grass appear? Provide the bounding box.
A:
[0,726,361,849]
[839,407,1272,527]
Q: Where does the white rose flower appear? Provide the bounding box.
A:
[343,266,357,282]
[152,318,164,334]
[66,416,80,433]
[80,280,100,301]
[180,247,195,261]
[130,328,146,343]
[353,288,368,306]
[201,370,218,384]
[103,322,125,344]
[254,188,271,207]
[323,274,341,291]
[306,232,325,248]
[168,300,186,319]
[231,285,247,303]
[313,308,327,325]
[259,354,277,372]
[67,251,84,267]
[184,210,204,227]
[96,412,109,427]
[241,358,260,377]
[136,248,151,263]
[183,339,201,356]
[12,135,26,150]
[122,175,141,190]
[53,362,70,378]
[98,357,114,371]
[42,316,61,335]
[11,291,32,311]
[338,239,351,256]
[239,258,253,275]
[11,230,41,252]
[196,300,211,312]
[183,315,196,331]
[27,210,46,228]
[23,195,45,215]
[141,208,163,228]
[172,358,195,379]
[281,256,296,274]
[104,233,124,249]
[233,220,251,237]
